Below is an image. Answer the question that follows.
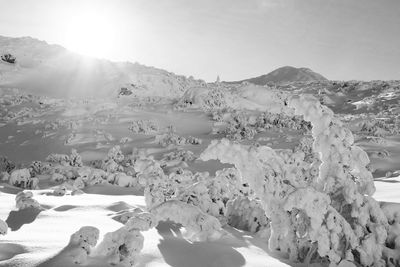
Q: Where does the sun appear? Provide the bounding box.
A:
[64,11,118,58]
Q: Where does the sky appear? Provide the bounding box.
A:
[0,0,399,81]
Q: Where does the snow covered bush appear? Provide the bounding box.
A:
[200,94,396,266]
[93,212,154,267]
[70,149,83,167]
[46,153,71,166]
[101,146,124,173]
[380,203,400,266]
[9,168,39,189]
[0,219,8,235]
[29,161,51,176]
[160,149,195,167]
[125,212,158,231]
[128,120,159,134]
[53,185,67,196]
[226,196,270,235]
[186,136,202,145]
[113,172,137,187]
[46,149,83,167]
[155,130,186,147]
[255,111,311,132]
[200,87,227,111]
[225,112,257,141]
[68,226,100,264]
[358,119,400,137]
[15,191,41,210]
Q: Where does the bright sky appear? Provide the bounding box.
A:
[0,0,399,81]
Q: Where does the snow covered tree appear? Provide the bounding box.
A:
[200,94,396,266]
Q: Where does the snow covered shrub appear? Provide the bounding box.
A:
[125,212,158,231]
[101,146,125,173]
[106,145,125,163]
[9,168,39,189]
[113,172,138,187]
[46,149,83,167]
[201,88,227,111]
[84,168,108,186]
[160,149,196,167]
[29,161,51,176]
[70,149,83,167]
[94,226,145,266]
[255,111,312,132]
[211,108,230,122]
[200,94,395,266]
[51,172,66,182]
[225,112,257,141]
[0,219,8,235]
[68,226,100,264]
[186,136,202,145]
[226,196,270,235]
[155,128,186,147]
[0,156,15,173]
[128,120,159,134]
[380,203,400,266]
[214,167,253,197]
[46,153,71,166]
[151,200,223,241]
[53,185,67,196]
[15,191,41,210]
[142,165,178,209]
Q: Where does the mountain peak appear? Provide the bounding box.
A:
[228,66,327,85]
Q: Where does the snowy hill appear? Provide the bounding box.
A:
[0,36,202,98]
[227,66,327,85]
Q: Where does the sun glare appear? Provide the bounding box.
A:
[64,10,118,58]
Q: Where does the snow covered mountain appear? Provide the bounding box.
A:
[0,36,203,98]
[228,66,327,85]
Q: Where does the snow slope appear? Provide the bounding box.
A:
[0,36,202,98]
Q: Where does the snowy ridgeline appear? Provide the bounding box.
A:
[1,95,400,267]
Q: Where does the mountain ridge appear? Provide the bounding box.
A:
[226,66,328,85]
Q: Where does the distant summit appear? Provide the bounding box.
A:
[228,66,327,85]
